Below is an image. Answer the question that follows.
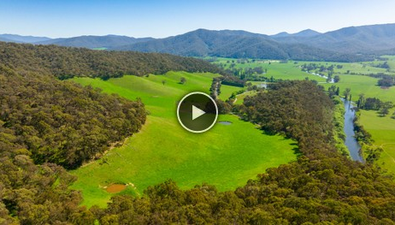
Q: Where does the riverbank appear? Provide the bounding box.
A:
[332,97,348,156]
[342,98,364,162]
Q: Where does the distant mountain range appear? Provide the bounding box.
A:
[271,29,321,38]
[36,35,154,49]
[0,34,50,43]
[272,24,395,54]
[112,29,359,61]
[2,23,395,61]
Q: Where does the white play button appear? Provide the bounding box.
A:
[177,92,218,133]
[192,105,205,120]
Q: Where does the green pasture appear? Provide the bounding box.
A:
[320,74,395,103]
[218,84,243,101]
[212,58,327,81]
[70,71,297,207]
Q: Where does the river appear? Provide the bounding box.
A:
[342,99,364,162]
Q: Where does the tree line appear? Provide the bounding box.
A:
[357,95,394,117]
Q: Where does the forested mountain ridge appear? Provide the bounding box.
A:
[113,29,371,62]
[272,23,395,53]
[2,23,395,61]
[0,42,223,80]
[116,23,395,58]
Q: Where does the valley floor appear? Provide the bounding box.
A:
[70,72,297,207]
[210,57,395,178]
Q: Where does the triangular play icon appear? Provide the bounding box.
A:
[192,105,205,120]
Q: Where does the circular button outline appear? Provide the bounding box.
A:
[177,91,218,133]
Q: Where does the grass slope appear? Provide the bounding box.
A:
[360,109,395,175]
[70,71,296,207]
[218,84,243,101]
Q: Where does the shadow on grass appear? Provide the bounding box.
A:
[258,127,301,157]
[261,129,277,136]
[234,115,301,157]
[290,143,302,157]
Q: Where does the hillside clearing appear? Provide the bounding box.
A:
[70,72,297,207]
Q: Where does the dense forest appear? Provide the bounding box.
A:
[0,133,95,224]
[0,42,223,79]
[2,42,395,224]
[0,65,146,169]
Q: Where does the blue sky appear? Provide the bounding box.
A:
[1,0,395,38]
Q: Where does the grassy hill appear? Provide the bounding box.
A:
[70,71,297,207]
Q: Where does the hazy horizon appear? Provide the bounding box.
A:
[1,0,395,38]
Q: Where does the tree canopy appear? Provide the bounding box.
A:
[0,42,224,80]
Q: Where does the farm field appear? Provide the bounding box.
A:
[320,74,395,103]
[211,57,395,176]
[70,72,297,207]
[211,58,327,82]
[212,56,395,104]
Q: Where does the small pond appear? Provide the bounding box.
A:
[218,121,232,125]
